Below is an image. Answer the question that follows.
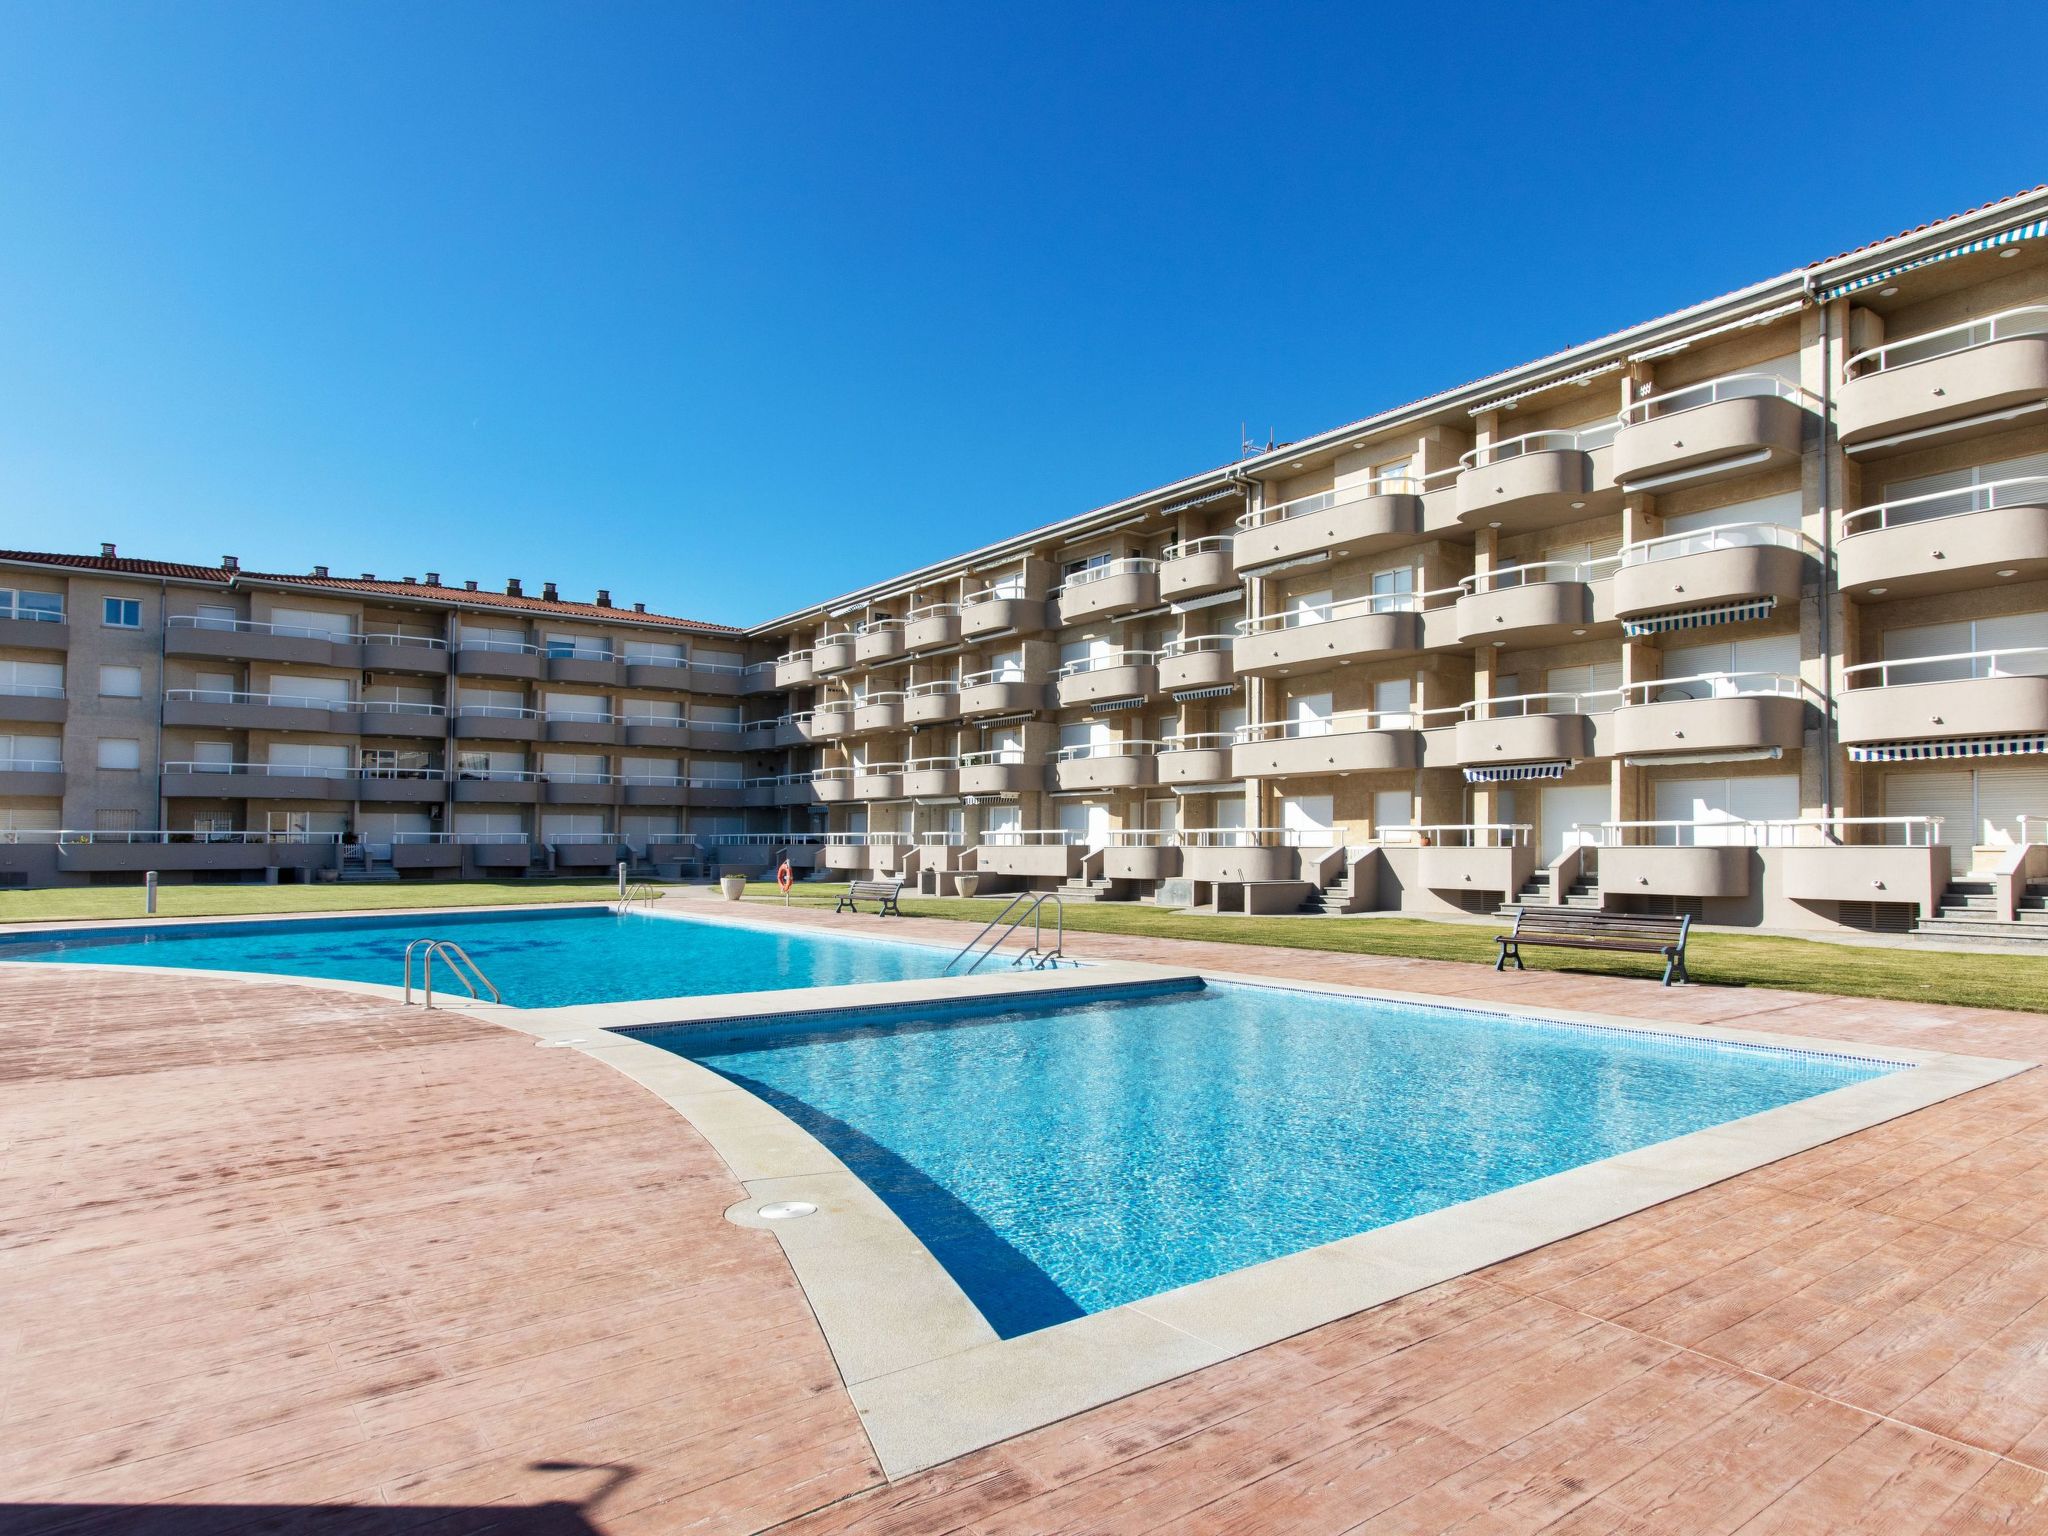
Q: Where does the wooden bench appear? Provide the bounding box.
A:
[1495,907,1693,986]
[835,878,905,917]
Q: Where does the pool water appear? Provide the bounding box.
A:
[661,982,1901,1337]
[0,908,952,1007]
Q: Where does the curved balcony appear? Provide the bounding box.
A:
[1103,831,1182,882]
[958,673,1047,718]
[1158,538,1238,599]
[1454,562,1609,646]
[855,622,907,667]
[1181,829,1318,884]
[1053,740,1162,790]
[1838,477,2048,599]
[1158,635,1236,695]
[1231,712,1419,779]
[904,605,961,653]
[1455,426,1616,532]
[773,650,815,688]
[1054,652,1159,708]
[1158,733,1236,785]
[1609,673,1814,758]
[1612,523,1815,625]
[900,757,960,798]
[960,591,1050,641]
[957,751,1045,795]
[810,767,855,803]
[1233,596,1428,678]
[1453,695,1608,765]
[1057,559,1161,625]
[853,693,905,733]
[1838,649,2048,746]
[1613,376,1810,490]
[768,711,820,748]
[811,633,858,675]
[976,829,1082,880]
[853,765,903,801]
[811,700,856,739]
[1840,307,2048,454]
[904,681,962,724]
[1234,485,1422,573]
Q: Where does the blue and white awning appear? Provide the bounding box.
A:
[1848,734,2048,763]
[1464,761,1569,783]
[1623,597,1776,636]
[1091,695,1147,712]
[1171,684,1238,702]
[1822,220,2048,300]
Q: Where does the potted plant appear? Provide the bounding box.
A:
[720,872,747,901]
[953,872,980,899]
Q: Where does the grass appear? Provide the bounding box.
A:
[0,879,622,926]
[739,880,2048,1016]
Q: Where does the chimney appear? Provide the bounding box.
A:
[402,576,417,584]
[100,542,116,558]
[222,554,239,572]
[542,581,559,602]
[506,578,523,597]
[312,564,329,578]
[633,601,646,614]
[464,579,478,592]
[361,572,375,580]
[595,588,612,607]
[424,571,440,586]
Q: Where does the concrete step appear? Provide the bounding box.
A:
[1914,917,2048,942]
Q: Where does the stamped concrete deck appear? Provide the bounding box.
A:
[6,905,2048,1532]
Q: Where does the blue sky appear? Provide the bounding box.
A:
[2,2,2043,626]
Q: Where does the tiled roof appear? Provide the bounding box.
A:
[238,571,743,635]
[0,549,232,582]
[1805,184,2048,267]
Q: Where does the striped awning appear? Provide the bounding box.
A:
[1091,695,1147,712]
[1821,220,2048,300]
[1172,684,1237,702]
[1623,597,1775,636]
[1463,761,1569,783]
[1847,734,2048,763]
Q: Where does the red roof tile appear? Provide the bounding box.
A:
[0,549,231,582]
[237,571,742,634]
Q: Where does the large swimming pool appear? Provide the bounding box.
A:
[0,908,952,1007]
[654,981,1903,1337]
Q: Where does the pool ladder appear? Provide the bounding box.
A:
[945,892,1066,975]
[616,882,661,914]
[402,939,502,1009]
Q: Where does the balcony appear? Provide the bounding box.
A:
[621,715,692,750]
[1054,740,1162,790]
[1054,651,1159,709]
[1057,559,1161,625]
[812,632,858,675]
[160,761,357,800]
[1180,829,1318,884]
[166,615,361,669]
[541,772,619,807]
[1609,673,1814,758]
[1839,307,2048,454]
[853,692,906,733]
[957,750,1045,795]
[774,649,816,688]
[687,776,747,809]
[452,640,545,681]
[54,830,342,876]
[542,711,623,746]
[958,672,1047,718]
[853,764,904,801]
[360,631,451,676]
[1398,825,1537,901]
[452,771,541,804]
[901,757,960,798]
[357,702,450,738]
[766,712,820,748]
[544,650,624,687]
[357,769,446,803]
[1453,693,1608,766]
[1103,831,1182,882]
[1838,476,2048,598]
[0,603,67,651]
[550,834,625,870]
[0,685,64,725]
[1233,595,1428,678]
[1612,523,1816,628]
[976,829,1082,880]
[619,776,689,808]
[162,689,362,735]
[1455,426,1617,532]
[1454,561,1611,646]
[620,655,691,691]
[0,757,64,799]
[1158,733,1236,785]
[811,767,855,803]
[1233,484,1422,573]
[1838,649,2048,747]
[1158,635,1236,695]
[1581,825,1754,901]
[904,604,961,653]
[1613,375,1810,491]
[1231,711,1419,779]
[904,682,962,725]
[453,706,541,742]
[959,589,1051,640]
[1158,538,1237,599]
[821,834,918,875]
[854,621,907,667]
[812,700,856,739]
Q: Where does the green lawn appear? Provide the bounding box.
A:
[742,881,2048,1016]
[0,879,624,926]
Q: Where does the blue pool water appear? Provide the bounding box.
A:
[657,982,1902,1337]
[0,908,951,1007]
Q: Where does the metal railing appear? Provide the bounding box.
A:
[1057,557,1158,590]
[1106,828,1181,846]
[903,754,960,772]
[960,579,1032,605]
[1237,478,1425,530]
[1160,535,1234,560]
[1841,646,2048,689]
[1234,704,1452,742]
[167,614,355,642]
[457,637,544,655]
[162,759,357,780]
[1235,586,1458,635]
[945,892,1066,974]
[1619,521,1819,566]
[905,602,961,622]
[1577,815,1943,848]
[1460,421,1618,468]
[0,600,63,622]
[0,757,61,772]
[402,938,502,1008]
[1162,731,1236,752]
[1461,556,1619,594]
[615,883,661,913]
[959,667,1032,688]
[164,688,359,712]
[456,704,541,719]
[1159,633,1234,657]
[907,679,960,697]
[1056,649,1156,677]
[957,747,1029,768]
[1055,739,1165,760]
[1375,823,1532,847]
[1620,373,1812,424]
[1618,671,1822,706]
[823,831,915,845]
[1845,304,2048,378]
[55,828,346,845]
[979,827,1081,846]
[1180,826,1330,847]
[776,648,813,665]
[1467,686,1624,720]
[0,683,65,698]
[1843,475,2048,537]
[542,709,621,724]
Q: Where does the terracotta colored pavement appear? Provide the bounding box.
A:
[9,909,2048,1533]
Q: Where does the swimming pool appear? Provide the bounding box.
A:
[0,908,953,1007]
[656,981,1903,1337]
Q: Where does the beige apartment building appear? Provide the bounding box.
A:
[6,187,2048,939]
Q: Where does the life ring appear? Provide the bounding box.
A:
[776,859,794,894]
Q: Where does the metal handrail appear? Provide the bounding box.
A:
[1843,475,2048,537]
[403,939,502,1008]
[1619,522,1820,565]
[1620,373,1813,423]
[1461,556,1620,593]
[1845,303,2048,379]
[1576,815,1944,849]
[615,883,660,913]
[1460,421,1618,468]
[1059,557,1158,589]
[1160,633,1234,657]
[945,891,1066,974]
[1842,647,2048,689]
[1235,586,1460,634]
[1237,478,1424,530]
[1160,535,1234,560]
[1056,649,1157,676]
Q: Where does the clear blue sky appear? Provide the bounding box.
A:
[2,2,2043,627]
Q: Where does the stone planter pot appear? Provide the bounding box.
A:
[720,874,746,901]
[953,872,980,899]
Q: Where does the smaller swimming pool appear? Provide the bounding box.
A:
[0,907,955,1008]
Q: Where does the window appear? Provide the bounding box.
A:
[270,608,351,642]
[0,733,59,769]
[0,588,62,622]
[97,665,142,699]
[0,661,63,697]
[94,808,139,833]
[102,597,141,629]
[194,604,237,632]
[96,738,141,770]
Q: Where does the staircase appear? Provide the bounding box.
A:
[1055,874,1113,904]
[1297,855,1372,916]
[338,846,400,883]
[1913,876,2048,945]
[1495,870,1602,918]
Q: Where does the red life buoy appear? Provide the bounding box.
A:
[776,859,794,893]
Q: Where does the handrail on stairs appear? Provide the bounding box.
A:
[403,938,503,1008]
[944,891,1066,974]
[615,882,661,913]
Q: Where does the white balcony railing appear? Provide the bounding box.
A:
[162,760,355,780]
[907,679,960,697]
[958,747,1030,768]
[1460,421,1618,469]
[1107,829,1182,846]
[777,648,813,665]
[959,667,1030,688]
[542,710,621,724]
[824,831,915,846]
[1237,477,1428,531]
[164,688,358,712]
[980,828,1081,847]
[1161,535,1235,561]
[1057,557,1158,591]
[1843,475,2048,537]
[1235,586,1458,636]
[168,614,355,643]
[1055,739,1165,760]
[1180,827,1328,848]
[1462,556,1618,594]
[1619,671,1822,706]
[457,637,544,656]
[1845,304,2048,379]
[1162,731,1237,751]
[1620,373,1813,424]
[1375,823,1533,847]
[1841,646,2048,690]
[1159,634,1234,658]
[905,602,961,622]
[0,683,65,699]
[56,829,347,846]
[1468,687,1624,720]
[1619,522,1820,566]
[1056,649,1156,677]
[0,599,63,622]
[1578,815,1943,849]
[1235,704,1455,742]
[456,704,541,720]
[0,757,61,772]
[904,754,960,772]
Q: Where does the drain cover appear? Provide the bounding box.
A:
[758,1201,818,1221]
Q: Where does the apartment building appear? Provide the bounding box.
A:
[5,187,2046,936]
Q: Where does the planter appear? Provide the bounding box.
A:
[954,872,980,899]
[720,874,747,902]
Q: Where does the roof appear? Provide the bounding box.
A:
[0,549,231,583]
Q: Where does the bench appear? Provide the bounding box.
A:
[835,878,905,917]
[1495,908,1693,986]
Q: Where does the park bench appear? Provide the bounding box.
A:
[835,878,906,917]
[1495,907,1692,986]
